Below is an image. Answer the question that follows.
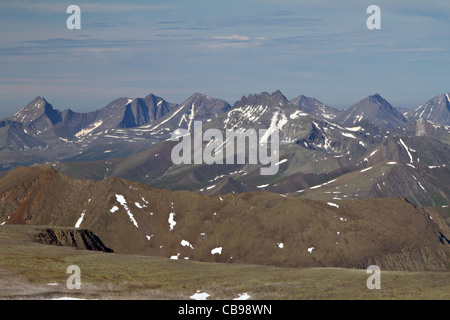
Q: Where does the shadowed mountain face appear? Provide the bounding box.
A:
[0,93,232,170]
[9,97,61,127]
[0,166,449,271]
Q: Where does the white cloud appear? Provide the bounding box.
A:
[213,35,250,41]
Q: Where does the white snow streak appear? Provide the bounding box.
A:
[399,138,413,163]
[187,103,196,132]
[345,126,362,132]
[327,202,339,208]
[115,194,139,228]
[168,212,176,230]
[259,111,287,143]
[75,210,86,228]
[150,103,186,131]
[75,120,103,138]
[341,132,356,139]
[289,110,308,119]
[274,158,288,166]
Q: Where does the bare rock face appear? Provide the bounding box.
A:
[32,227,113,252]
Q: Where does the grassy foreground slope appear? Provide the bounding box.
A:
[0,225,449,300]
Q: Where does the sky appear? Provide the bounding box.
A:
[0,0,449,118]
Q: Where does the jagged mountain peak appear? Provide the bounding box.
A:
[8,96,63,132]
[233,90,291,110]
[10,96,53,122]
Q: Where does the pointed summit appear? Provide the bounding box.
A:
[405,93,450,126]
[337,94,408,128]
[9,96,62,127]
[10,97,47,122]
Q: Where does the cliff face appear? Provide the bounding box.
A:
[32,228,113,252]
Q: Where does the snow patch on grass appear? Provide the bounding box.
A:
[190,291,210,300]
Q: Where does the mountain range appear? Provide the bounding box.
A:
[0,89,449,272]
[1,91,449,207]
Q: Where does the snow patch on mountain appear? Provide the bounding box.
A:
[75,120,103,138]
[399,138,413,163]
[75,210,86,228]
[259,110,287,143]
[341,132,356,139]
[115,194,139,228]
[168,202,176,231]
[181,240,194,249]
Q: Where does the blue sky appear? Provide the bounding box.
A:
[0,0,449,117]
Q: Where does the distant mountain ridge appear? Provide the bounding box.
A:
[0,91,449,199]
[5,91,449,141]
[6,94,177,137]
[43,90,448,210]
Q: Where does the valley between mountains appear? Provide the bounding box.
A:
[0,90,449,299]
